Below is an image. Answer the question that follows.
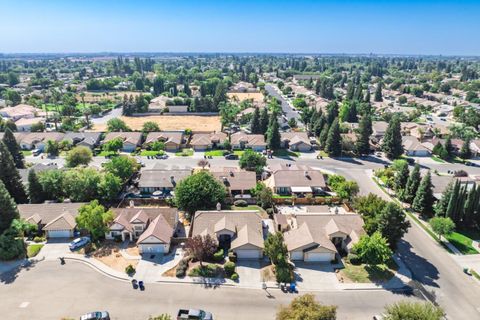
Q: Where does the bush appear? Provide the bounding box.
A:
[234,200,248,207]
[125,264,136,275]
[348,253,362,265]
[228,251,237,263]
[176,257,190,278]
[266,208,274,216]
[230,272,239,281]
[224,261,236,276]
[213,249,224,262]
[33,236,46,243]
[176,267,186,278]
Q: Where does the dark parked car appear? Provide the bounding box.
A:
[80,311,110,320]
[177,309,212,320]
[224,154,238,160]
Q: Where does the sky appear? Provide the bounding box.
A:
[0,0,479,55]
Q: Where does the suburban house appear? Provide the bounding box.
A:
[283,213,365,262]
[0,104,42,121]
[167,105,188,113]
[138,169,191,195]
[18,163,58,185]
[144,131,184,151]
[148,96,170,112]
[103,132,143,152]
[371,121,388,142]
[210,168,257,197]
[17,132,65,150]
[280,132,312,152]
[191,210,265,259]
[402,136,431,157]
[15,117,45,132]
[106,207,179,254]
[63,132,102,149]
[18,202,86,238]
[264,164,327,196]
[190,132,228,151]
[230,132,267,151]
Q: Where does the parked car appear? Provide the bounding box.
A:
[69,236,91,251]
[80,311,110,320]
[177,309,213,320]
[32,149,42,156]
[156,154,169,159]
[224,154,238,160]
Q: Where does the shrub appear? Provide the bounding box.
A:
[234,200,248,207]
[224,261,236,276]
[213,249,224,262]
[227,251,237,263]
[230,272,239,281]
[266,208,274,216]
[125,264,136,275]
[33,236,46,243]
[176,267,186,278]
[348,253,362,265]
[176,257,190,278]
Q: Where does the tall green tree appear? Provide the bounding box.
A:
[75,200,114,241]
[377,202,410,248]
[250,107,261,134]
[266,119,281,150]
[0,141,27,203]
[446,180,462,224]
[353,232,392,265]
[412,171,435,217]
[27,170,46,204]
[434,181,453,217]
[401,164,420,204]
[382,115,403,159]
[374,82,383,102]
[430,217,455,241]
[0,180,19,234]
[325,118,342,156]
[394,161,410,192]
[259,107,269,134]
[383,301,445,320]
[355,115,372,155]
[460,138,472,159]
[2,128,24,168]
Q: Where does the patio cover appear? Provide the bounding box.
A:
[291,186,313,193]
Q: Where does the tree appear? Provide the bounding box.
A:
[374,82,383,102]
[175,171,226,217]
[142,121,160,133]
[27,170,46,204]
[328,174,359,200]
[393,161,409,192]
[355,115,372,155]
[460,138,472,159]
[277,294,337,320]
[0,141,28,203]
[2,128,24,168]
[383,301,445,320]
[325,118,342,156]
[377,202,410,248]
[353,232,392,265]
[239,149,267,174]
[250,107,261,134]
[66,146,93,167]
[264,232,289,265]
[0,180,19,234]
[44,140,59,157]
[430,217,455,241]
[402,164,420,204]
[103,137,123,153]
[98,172,122,202]
[353,193,387,234]
[75,200,114,241]
[382,115,403,159]
[267,120,281,150]
[259,107,269,134]
[197,159,210,169]
[103,155,140,182]
[0,227,26,260]
[107,118,130,132]
[412,171,435,217]
[185,234,218,266]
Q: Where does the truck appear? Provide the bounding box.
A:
[177,309,213,320]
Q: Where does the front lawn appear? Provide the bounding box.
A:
[204,150,227,157]
[337,262,396,283]
[272,149,300,158]
[175,148,194,157]
[431,156,446,163]
[188,263,224,278]
[446,232,479,255]
[27,244,44,258]
[22,150,33,156]
[140,150,165,156]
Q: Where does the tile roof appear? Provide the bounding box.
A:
[18,202,85,226]
[144,131,184,145]
[104,132,142,145]
[230,132,266,147]
[110,207,178,232]
[190,132,227,146]
[43,212,77,231]
[210,169,256,191]
[137,214,175,244]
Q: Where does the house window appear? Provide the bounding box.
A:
[134,225,143,231]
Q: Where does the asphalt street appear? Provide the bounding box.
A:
[0,261,418,320]
[264,84,302,125]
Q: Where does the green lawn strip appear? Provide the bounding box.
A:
[272,149,300,157]
[318,150,329,158]
[431,156,446,163]
[233,150,245,156]
[204,150,226,157]
[227,204,268,217]
[471,269,480,281]
[175,148,194,157]
[27,244,44,258]
[339,262,395,283]
[445,232,479,255]
[140,150,165,156]
[22,150,32,156]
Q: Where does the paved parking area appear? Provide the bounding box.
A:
[39,240,71,260]
[236,260,262,288]
[293,262,339,291]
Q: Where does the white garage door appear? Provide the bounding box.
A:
[236,249,261,259]
[47,230,71,238]
[304,252,333,262]
[139,245,165,254]
[290,251,304,261]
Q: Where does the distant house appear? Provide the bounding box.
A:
[103,132,142,152]
[63,132,102,149]
[148,96,170,112]
[210,168,257,196]
[15,117,45,132]
[106,207,179,254]
[284,213,365,262]
[167,105,188,113]
[138,169,191,195]
[190,132,228,151]
[280,132,312,152]
[402,136,431,157]
[230,132,267,151]
[17,132,65,151]
[191,210,265,259]
[18,163,58,185]
[372,121,388,141]
[144,132,184,151]
[18,202,86,238]
[0,104,42,121]
[264,164,326,196]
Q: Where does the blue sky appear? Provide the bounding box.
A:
[0,0,479,55]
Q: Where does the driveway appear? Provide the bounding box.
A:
[136,247,184,282]
[236,260,262,288]
[293,262,339,290]
[39,239,71,260]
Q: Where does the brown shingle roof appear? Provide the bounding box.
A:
[138,169,191,189]
[110,207,178,231]
[136,214,174,244]
[104,132,142,145]
[144,132,183,145]
[190,132,227,146]
[266,168,326,189]
[210,170,256,192]
[42,212,77,231]
[230,132,266,147]
[18,203,85,226]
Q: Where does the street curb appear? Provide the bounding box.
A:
[63,257,131,282]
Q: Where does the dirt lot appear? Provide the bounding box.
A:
[93,115,222,132]
[227,92,265,103]
[92,241,139,273]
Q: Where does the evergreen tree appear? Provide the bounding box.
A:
[374,82,383,102]
[364,90,371,103]
[412,171,435,217]
[377,202,411,249]
[446,180,461,224]
[394,161,410,192]
[250,107,261,134]
[402,164,421,204]
[0,141,27,203]
[382,115,404,159]
[460,138,472,159]
[259,107,269,134]
[326,101,339,125]
[313,115,326,138]
[346,82,355,100]
[355,115,372,155]
[266,120,281,150]
[463,185,477,227]
[435,181,453,217]
[444,136,454,157]
[27,170,45,204]
[319,123,330,149]
[2,128,24,169]
[0,179,19,234]
[325,118,342,157]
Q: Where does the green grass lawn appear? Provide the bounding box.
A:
[446,231,479,255]
[175,148,194,157]
[318,150,329,158]
[339,262,396,283]
[233,150,245,156]
[188,264,223,278]
[431,156,446,163]
[22,150,32,156]
[204,150,227,157]
[227,204,268,218]
[27,244,44,258]
[140,150,165,156]
[272,149,300,157]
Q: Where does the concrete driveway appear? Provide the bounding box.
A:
[293,262,339,291]
[236,260,262,288]
[39,239,71,260]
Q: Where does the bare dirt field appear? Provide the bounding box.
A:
[93,115,222,132]
[227,92,264,103]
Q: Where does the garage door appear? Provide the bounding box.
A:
[304,252,333,262]
[236,249,261,259]
[47,230,71,238]
[290,251,304,260]
[139,245,165,254]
